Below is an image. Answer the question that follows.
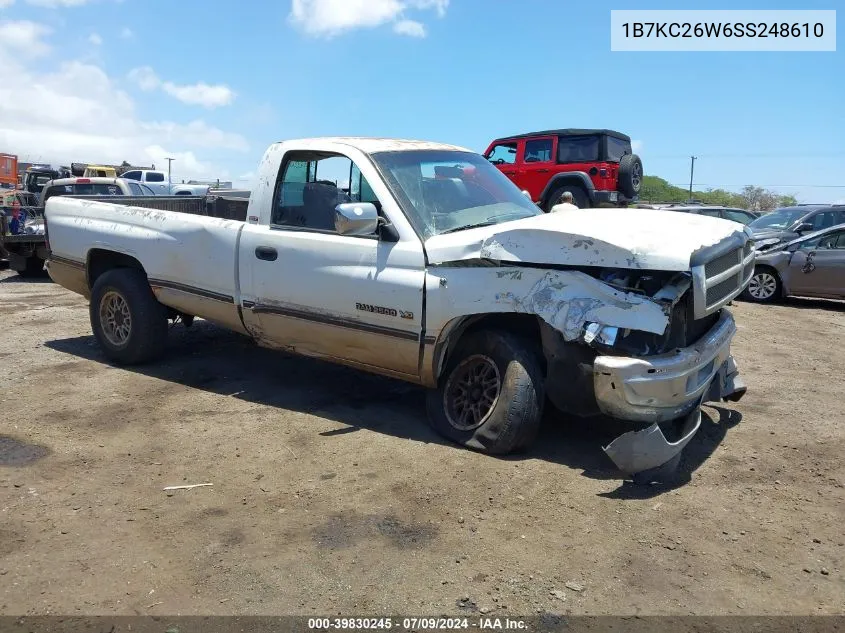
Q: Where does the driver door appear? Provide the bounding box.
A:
[238,151,426,378]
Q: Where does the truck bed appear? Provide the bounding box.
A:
[71,194,250,222]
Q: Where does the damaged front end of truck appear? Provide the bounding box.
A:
[426,211,754,478]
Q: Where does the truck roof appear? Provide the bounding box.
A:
[277,137,472,155]
[492,129,632,142]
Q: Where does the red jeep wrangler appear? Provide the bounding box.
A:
[484,129,643,211]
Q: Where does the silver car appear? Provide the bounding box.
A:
[743,223,845,302]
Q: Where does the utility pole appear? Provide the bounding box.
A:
[688,155,697,201]
[165,157,175,185]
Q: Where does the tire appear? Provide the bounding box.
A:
[618,154,643,198]
[89,268,168,364]
[741,266,782,303]
[426,329,545,455]
[545,185,590,212]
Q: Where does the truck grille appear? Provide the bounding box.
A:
[692,237,755,319]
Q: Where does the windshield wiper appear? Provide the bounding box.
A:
[439,220,502,235]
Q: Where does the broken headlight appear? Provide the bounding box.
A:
[582,322,620,348]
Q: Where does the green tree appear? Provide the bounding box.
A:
[639,176,796,211]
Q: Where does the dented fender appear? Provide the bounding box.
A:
[426,265,668,341]
[423,265,670,386]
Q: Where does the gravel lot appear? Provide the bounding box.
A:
[1,267,843,616]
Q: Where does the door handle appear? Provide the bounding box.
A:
[255,246,278,261]
[535,168,550,173]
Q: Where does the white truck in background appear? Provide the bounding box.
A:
[120,169,210,196]
[43,137,752,480]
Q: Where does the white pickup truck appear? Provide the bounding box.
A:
[119,169,209,196]
[44,137,752,479]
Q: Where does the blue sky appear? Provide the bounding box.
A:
[0,0,842,202]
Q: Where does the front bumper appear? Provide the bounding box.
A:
[593,309,747,475]
[593,309,743,422]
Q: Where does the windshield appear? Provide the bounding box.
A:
[370,150,541,238]
[749,207,807,231]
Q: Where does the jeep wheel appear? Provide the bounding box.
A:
[90,268,168,364]
[546,186,589,212]
[618,154,643,199]
[426,330,545,455]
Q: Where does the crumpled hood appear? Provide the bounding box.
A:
[425,208,750,271]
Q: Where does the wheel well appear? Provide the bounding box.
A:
[87,249,146,289]
[752,264,783,291]
[543,180,589,208]
[434,313,546,384]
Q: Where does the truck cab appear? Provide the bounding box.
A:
[120,169,170,194]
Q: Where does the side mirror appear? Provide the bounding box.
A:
[335,202,378,236]
[795,222,814,233]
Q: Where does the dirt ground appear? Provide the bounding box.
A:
[1,267,843,617]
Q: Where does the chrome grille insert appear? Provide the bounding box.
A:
[692,236,756,319]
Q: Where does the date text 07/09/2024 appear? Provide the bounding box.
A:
[307,617,528,630]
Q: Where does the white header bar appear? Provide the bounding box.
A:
[611,10,836,52]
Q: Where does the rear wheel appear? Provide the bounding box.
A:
[545,185,589,212]
[426,330,545,455]
[90,268,168,364]
[742,267,781,303]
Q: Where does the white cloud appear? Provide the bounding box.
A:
[0,20,51,56]
[393,19,425,37]
[127,65,236,109]
[120,26,132,38]
[631,140,643,153]
[0,21,248,181]
[127,65,159,91]
[161,82,235,109]
[290,0,448,37]
[0,0,15,9]
[87,32,102,45]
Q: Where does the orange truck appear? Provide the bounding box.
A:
[0,153,18,189]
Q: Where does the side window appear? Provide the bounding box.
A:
[272,153,363,233]
[122,171,141,181]
[698,209,722,218]
[815,231,845,249]
[128,182,144,195]
[810,211,837,231]
[557,135,600,163]
[486,143,517,165]
[349,163,378,204]
[145,172,165,183]
[724,209,753,224]
[524,139,553,163]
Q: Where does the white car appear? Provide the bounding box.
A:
[43,137,752,479]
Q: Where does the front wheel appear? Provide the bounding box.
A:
[426,330,545,455]
[90,268,168,364]
[741,267,781,303]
